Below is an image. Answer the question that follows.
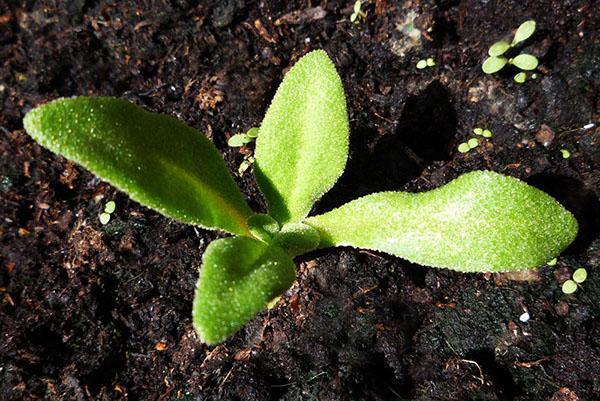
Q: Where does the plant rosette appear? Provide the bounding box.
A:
[24,50,577,344]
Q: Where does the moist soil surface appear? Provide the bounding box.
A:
[1,1,600,400]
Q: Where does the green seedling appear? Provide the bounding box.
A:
[560,149,571,159]
[474,127,493,138]
[228,127,259,147]
[416,57,436,69]
[350,0,367,24]
[459,127,493,153]
[99,200,116,224]
[482,20,539,77]
[23,50,578,345]
[562,268,588,294]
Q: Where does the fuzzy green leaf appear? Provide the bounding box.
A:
[482,56,508,74]
[254,50,349,224]
[192,237,296,344]
[274,222,321,257]
[23,97,253,235]
[306,171,578,272]
[247,213,280,242]
[511,54,539,70]
[512,20,536,45]
[488,41,510,57]
[227,133,253,147]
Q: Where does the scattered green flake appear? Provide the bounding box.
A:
[547,258,557,266]
[246,127,259,138]
[228,133,252,147]
[573,268,587,284]
[560,149,570,159]
[426,58,436,67]
[482,56,508,74]
[514,72,527,83]
[562,279,577,294]
[104,200,116,214]
[488,41,511,57]
[350,0,366,24]
[266,296,282,309]
[511,54,538,70]
[467,138,479,149]
[482,129,493,138]
[99,212,111,225]
[512,20,536,45]
[457,143,470,153]
[416,60,428,69]
[473,127,484,136]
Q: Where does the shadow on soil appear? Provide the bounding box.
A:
[527,173,600,252]
[315,80,457,213]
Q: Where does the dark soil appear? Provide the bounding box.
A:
[1,1,600,400]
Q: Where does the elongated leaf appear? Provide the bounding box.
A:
[305,171,578,272]
[23,97,253,235]
[512,20,536,45]
[254,50,349,224]
[192,237,296,344]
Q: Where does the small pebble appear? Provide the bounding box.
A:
[519,311,530,322]
[555,301,569,317]
[535,124,555,147]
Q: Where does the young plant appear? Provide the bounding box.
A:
[482,20,539,82]
[562,267,588,294]
[416,57,436,70]
[227,127,259,147]
[350,0,367,24]
[23,50,578,345]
